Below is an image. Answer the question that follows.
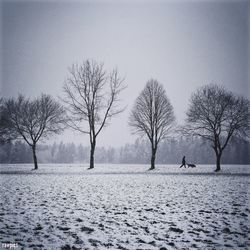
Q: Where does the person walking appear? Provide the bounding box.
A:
[180,156,186,168]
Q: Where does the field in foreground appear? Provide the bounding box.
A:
[0,164,249,250]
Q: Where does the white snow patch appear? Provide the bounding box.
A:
[0,164,249,249]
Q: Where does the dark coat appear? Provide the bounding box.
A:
[182,156,186,165]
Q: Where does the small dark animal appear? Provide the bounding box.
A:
[187,164,196,168]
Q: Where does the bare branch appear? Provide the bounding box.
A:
[2,94,66,145]
[183,83,250,171]
[62,59,126,169]
[129,79,175,169]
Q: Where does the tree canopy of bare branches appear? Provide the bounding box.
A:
[129,79,175,170]
[2,94,66,169]
[184,84,250,171]
[0,98,17,144]
[62,59,125,169]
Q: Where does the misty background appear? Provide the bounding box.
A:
[1,137,250,164]
[1,0,249,149]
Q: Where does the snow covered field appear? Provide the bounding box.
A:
[0,164,249,250]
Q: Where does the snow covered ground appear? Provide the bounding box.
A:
[0,164,249,250]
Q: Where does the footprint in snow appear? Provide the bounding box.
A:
[57,226,71,231]
[169,227,184,233]
[80,226,94,234]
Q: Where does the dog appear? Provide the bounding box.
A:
[187,163,196,168]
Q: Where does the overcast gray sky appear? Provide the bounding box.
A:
[0,0,249,147]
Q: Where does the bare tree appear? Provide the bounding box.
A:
[184,84,250,171]
[3,94,66,169]
[62,59,125,169]
[129,79,175,170]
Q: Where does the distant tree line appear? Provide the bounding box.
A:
[1,137,249,165]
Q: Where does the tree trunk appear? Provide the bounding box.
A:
[215,152,222,172]
[149,147,156,170]
[89,140,96,169]
[32,145,38,170]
